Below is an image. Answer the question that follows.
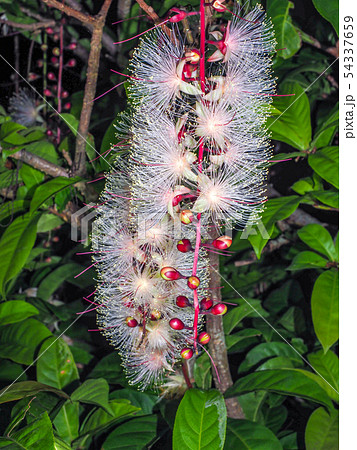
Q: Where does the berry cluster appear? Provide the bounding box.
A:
[93,1,275,389]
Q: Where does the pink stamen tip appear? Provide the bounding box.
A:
[91,81,126,102]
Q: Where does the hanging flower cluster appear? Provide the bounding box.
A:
[92,1,276,389]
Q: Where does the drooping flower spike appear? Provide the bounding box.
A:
[92,0,276,389]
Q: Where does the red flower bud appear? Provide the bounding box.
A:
[181,348,193,359]
[198,332,211,345]
[61,91,69,99]
[46,130,53,137]
[64,102,71,110]
[52,236,59,243]
[200,297,213,310]
[187,276,200,290]
[67,42,77,50]
[160,267,181,281]
[51,56,59,65]
[172,194,182,207]
[28,73,39,81]
[211,303,227,316]
[177,238,192,253]
[180,209,194,224]
[169,8,188,23]
[125,317,138,327]
[67,58,76,68]
[169,318,185,330]
[212,235,232,250]
[36,60,44,68]
[52,47,60,56]
[44,88,53,97]
[176,295,190,308]
[46,27,54,34]
[47,72,56,81]
[150,309,162,320]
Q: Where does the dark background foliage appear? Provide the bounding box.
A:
[0,0,338,448]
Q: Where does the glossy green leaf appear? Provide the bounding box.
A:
[224,419,283,450]
[305,407,338,450]
[311,269,339,353]
[194,353,212,390]
[19,164,44,189]
[37,263,84,300]
[308,350,339,401]
[310,190,339,209]
[248,196,301,258]
[267,0,301,59]
[223,299,267,334]
[102,415,158,450]
[0,200,28,222]
[89,352,128,385]
[312,0,338,34]
[0,300,39,326]
[36,337,79,389]
[0,412,55,449]
[225,329,262,352]
[311,104,338,149]
[110,389,157,415]
[239,342,303,373]
[37,213,64,233]
[71,379,112,414]
[308,147,338,189]
[30,177,80,214]
[0,213,39,297]
[297,224,336,261]
[24,140,60,165]
[0,381,68,404]
[287,251,328,271]
[0,318,52,365]
[265,83,311,150]
[53,400,79,444]
[225,369,333,410]
[173,389,226,450]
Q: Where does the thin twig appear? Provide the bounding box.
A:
[9,149,69,178]
[41,0,95,25]
[0,18,56,31]
[135,0,172,37]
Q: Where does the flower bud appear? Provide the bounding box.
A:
[46,27,54,34]
[44,89,53,97]
[181,348,193,359]
[150,309,162,321]
[61,91,69,99]
[185,49,200,64]
[172,194,182,207]
[67,58,76,68]
[41,44,48,52]
[187,276,200,290]
[212,0,226,12]
[169,318,185,330]
[180,209,194,224]
[64,102,71,110]
[211,303,227,316]
[198,331,211,345]
[52,47,60,56]
[51,56,59,65]
[177,238,192,253]
[169,8,188,23]
[46,129,53,137]
[160,266,181,281]
[125,317,138,327]
[47,72,56,81]
[176,295,190,308]
[213,235,232,250]
[200,297,213,310]
[67,42,77,50]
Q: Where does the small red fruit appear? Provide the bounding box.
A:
[187,276,200,290]
[211,303,227,316]
[177,239,192,253]
[176,296,190,308]
[169,318,185,330]
[200,297,213,310]
[212,235,232,250]
[181,348,193,359]
[198,332,211,345]
[160,267,181,281]
[125,317,138,327]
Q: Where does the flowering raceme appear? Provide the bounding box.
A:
[92,1,276,389]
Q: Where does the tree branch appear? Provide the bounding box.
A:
[42,0,95,25]
[9,149,69,178]
[207,232,245,419]
[0,18,56,31]
[135,0,172,37]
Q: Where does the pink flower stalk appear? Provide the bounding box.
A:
[93,1,275,389]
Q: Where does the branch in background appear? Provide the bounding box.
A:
[9,149,69,178]
[0,18,56,31]
[42,0,95,25]
[207,232,245,419]
[135,0,172,37]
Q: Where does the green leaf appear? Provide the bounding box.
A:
[89,352,127,385]
[311,104,338,149]
[53,401,79,444]
[36,337,79,389]
[312,0,338,34]
[173,389,227,450]
[305,408,338,450]
[248,196,301,258]
[308,147,338,189]
[223,300,268,334]
[37,214,64,233]
[225,329,262,352]
[0,381,68,404]
[0,200,28,222]
[0,122,26,141]
[194,353,212,390]
[266,83,311,150]
[311,269,339,353]
[0,412,55,449]
[307,350,339,402]
[0,170,23,189]
[310,190,339,209]
[110,389,157,415]
[19,164,44,189]
[71,379,112,415]
[288,251,328,271]
[0,300,39,326]
[297,224,336,261]
[225,369,333,410]
[24,140,60,165]
[224,419,283,450]
[0,318,52,365]
[267,0,301,59]
[30,177,80,215]
[37,263,84,301]
[102,415,158,450]
[78,399,140,438]
[0,213,40,297]
[238,342,303,373]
